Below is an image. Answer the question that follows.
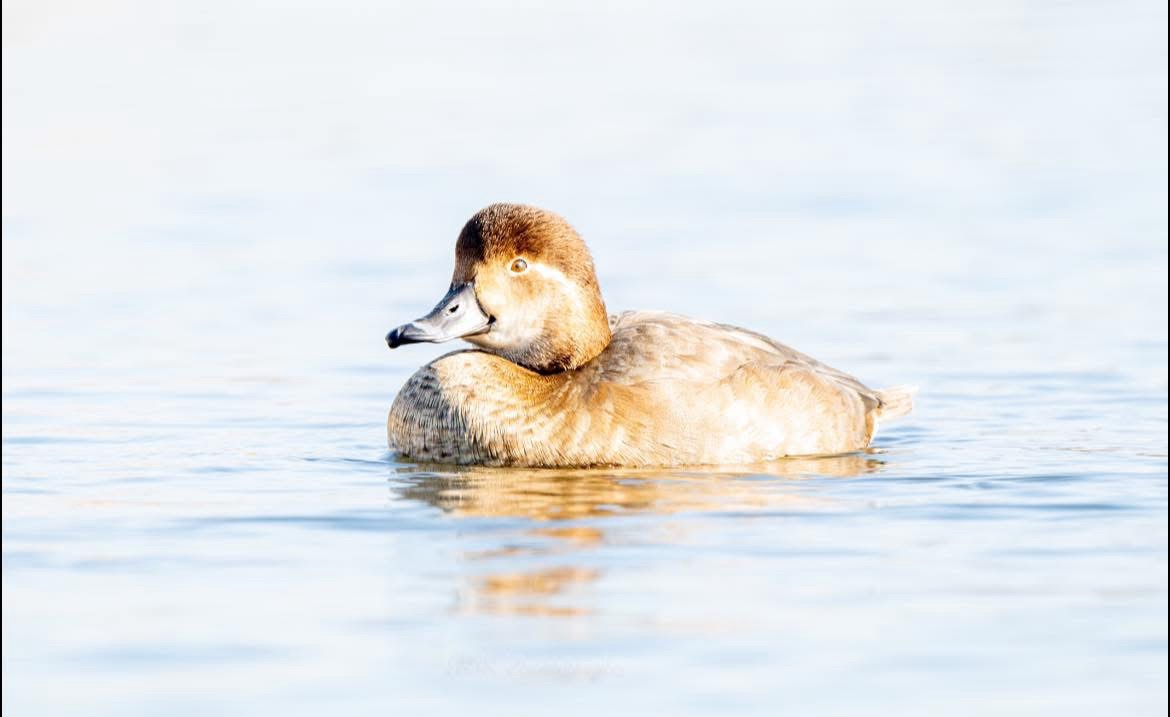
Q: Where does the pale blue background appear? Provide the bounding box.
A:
[3,1,1167,714]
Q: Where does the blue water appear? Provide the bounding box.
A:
[3,1,1167,714]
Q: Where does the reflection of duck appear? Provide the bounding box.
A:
[393,455,881,521]
[393,458,880,618]
[385,203,914,467]
[459,566,601,618]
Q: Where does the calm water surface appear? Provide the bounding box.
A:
[3,1,1167,714]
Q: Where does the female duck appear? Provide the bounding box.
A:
[386,203,913,467]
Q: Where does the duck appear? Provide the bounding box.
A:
[385,203,914,467]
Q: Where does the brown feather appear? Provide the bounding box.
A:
[388,205,912,467]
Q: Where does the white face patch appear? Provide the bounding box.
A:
[525,263,588,320]
[465,261,586,355]
[525,262,578,296]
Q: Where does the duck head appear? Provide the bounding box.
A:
[386,203,612,374]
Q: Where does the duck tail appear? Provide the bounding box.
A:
[875,385,917,421]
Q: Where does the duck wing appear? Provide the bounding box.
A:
[597,311,882,412]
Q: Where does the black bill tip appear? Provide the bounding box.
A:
[385,326,407,349]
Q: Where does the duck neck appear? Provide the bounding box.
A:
[560,310,612,372]
[518,307,611,374]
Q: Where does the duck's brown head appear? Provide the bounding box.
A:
[386,203,611,373]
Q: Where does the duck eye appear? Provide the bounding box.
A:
[510,258,528,273]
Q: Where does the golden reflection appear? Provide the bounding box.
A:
[394,454,881,521]
[392,454,882,619]
[460,566,602,617]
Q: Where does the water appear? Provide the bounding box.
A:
[3,0,1167,714]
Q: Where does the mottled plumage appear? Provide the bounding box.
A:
[386,204,914,467]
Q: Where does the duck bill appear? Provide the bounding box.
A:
[386,282,492,349]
